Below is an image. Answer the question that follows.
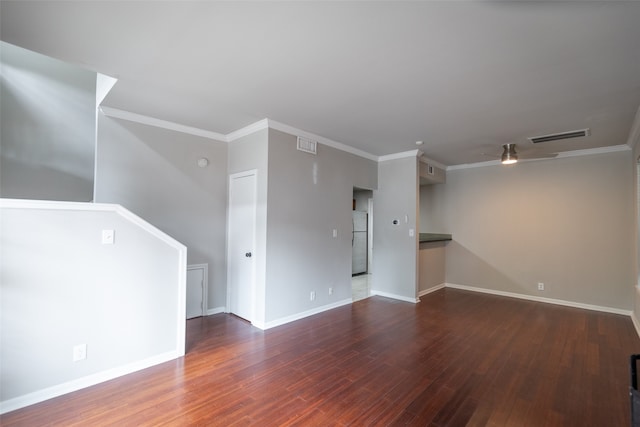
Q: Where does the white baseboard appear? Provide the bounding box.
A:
[418,283,446,298]
[0,350,180,415]
[207,306,225,316]
[258,298,353,330]
[445,283,632,316]
[371,290,420,304]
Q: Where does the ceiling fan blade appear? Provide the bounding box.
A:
[518,152,558,159]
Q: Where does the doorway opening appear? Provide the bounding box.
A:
[186,264,208,319]
[352,187,373,301]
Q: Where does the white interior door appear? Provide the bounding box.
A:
[227,171,257,322]
[186,264,207,319]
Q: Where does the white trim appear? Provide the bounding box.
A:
[187,263,209,318]
[371,290,420,304]
[0,198,101,210]
[95,73,118,108]
[226,119,269,142]
[378,149,422,162]
[367,199,373,274]
[267,119,378,161]
[100,106,227,142]
[207,306,226,316]
[0,199,185,252]
[97,107,635,168]
[176,251,187,356]
[98,107,382,161]
[257,298,353,330]
[0,350,179,414]
[228,169,259,180]
[447,145,631,171]
[445,283,632,316]
[418,283,446,298]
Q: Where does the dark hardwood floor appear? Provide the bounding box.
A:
[3,288,640,426]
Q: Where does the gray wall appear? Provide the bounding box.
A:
[227,128,269,325]
[372,156,420,301]
[95,114,228,311]
[264,129,377,324]
[418,241,446,293]
[422,151,634,310]
[420,184,449,235]
[0,203,183,407]
[0,42,96,201]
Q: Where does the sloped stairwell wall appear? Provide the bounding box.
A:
[0,42,96,202]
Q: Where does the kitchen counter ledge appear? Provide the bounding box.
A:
[419,233,452,243]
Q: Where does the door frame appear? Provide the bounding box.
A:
[368,197,373,273]
[226,169,258,322]
[187,263,208,318]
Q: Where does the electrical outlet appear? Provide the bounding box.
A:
[332,229,337,238]
[73,344,87,362]
[328,287,333,295]
[310,291,316,301]
[538,282,545,291]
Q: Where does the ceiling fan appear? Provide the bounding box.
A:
[483,128,590,164]
[483,143,558,165]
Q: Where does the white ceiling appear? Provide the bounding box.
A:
[2,1,640,165]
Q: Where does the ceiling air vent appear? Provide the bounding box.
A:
[297,136,317,155]
[528,128,590,144]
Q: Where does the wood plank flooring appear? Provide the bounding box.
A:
[3,288,640,426]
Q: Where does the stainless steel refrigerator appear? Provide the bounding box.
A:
[352,211,367,275]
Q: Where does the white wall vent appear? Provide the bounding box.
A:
[528,128,590,144]
[297,136,317,155]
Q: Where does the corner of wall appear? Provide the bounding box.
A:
[633,286,640,339]
[627,105,640,151]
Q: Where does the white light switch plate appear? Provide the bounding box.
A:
[73,344,87,362]
[409,229,415,237]
[102,229,115,244]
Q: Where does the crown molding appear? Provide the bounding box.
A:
[266,119,379,161]
[100,107,628,167]
[226,119,269,142]
[98,107,382,160]
[554,144,630,158]
[378,149,422,162]
[99,106,227,142]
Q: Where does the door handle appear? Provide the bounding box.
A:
[245,252,252,258]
